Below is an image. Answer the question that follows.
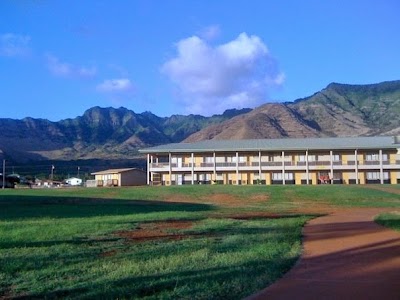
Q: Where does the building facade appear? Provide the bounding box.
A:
[90,168,147,187]
[140,137,400,186]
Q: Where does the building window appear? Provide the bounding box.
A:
[272,173,293,180]
[366,172,389,180]
[365,153,388,162]
[226,156,237,163]
[298,155,306,162]
[365,153,379,161]
[204,156,213,163]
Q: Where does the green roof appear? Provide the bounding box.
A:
[139,136,400,154]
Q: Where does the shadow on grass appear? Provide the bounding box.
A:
[0,195,213,220]
[0,236,123,250]
[9,258,296,300]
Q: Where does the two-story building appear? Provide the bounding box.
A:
[139,136,400,186]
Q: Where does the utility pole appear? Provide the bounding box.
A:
[2,160,5,189]
[51,165,54,182]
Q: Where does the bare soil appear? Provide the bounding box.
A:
[248,208,400,300]
[114,220,195,242]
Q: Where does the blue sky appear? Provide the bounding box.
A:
[1,0,399,121]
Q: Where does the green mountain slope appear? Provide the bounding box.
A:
[0,80,399,162]
[289,80,400,136]
[0,107,249,162]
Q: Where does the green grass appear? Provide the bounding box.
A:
[1,185,400,299]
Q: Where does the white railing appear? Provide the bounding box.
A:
[216,162,236,167]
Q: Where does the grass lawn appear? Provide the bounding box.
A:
[1,185,400,299]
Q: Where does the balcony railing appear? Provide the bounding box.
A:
[216,162,236,167]
[150,163,169,168]
[200,163,214,168]
[363,160,380,165]
[150,159,400,170]
[262,162,282,166]
[308,161,331,166]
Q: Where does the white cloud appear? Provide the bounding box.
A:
[96,78,134,93]
[0,33,31,57]
[161,32,284,115]
[199,25,221,41]
[46,54,97,78]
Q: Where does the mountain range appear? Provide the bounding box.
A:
[1,80,399,163]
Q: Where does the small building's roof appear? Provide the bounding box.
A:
[91,168,144,175]
[139,136,400,154]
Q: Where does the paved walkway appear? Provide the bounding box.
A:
[248,208,400,300]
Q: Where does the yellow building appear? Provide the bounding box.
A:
[139,136,400,186]
[90,168,147,187]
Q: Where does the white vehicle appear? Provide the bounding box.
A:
[65,177,82,186]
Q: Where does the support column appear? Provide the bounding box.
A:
[169,152,172,186]
[258,150,262,182]
[282,151,286,185]
[191,152,194,185]
[213,152,216,184]
[147,154,150,185]
[150,155,154,185]
[330,150,334,184]
[236,152,239,185]
[355,149,359,184]
[306,150,309,185]
[379,149,384,184]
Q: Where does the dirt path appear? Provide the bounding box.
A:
[248,208,400,300]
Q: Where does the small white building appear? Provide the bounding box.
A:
[65,177,83,186]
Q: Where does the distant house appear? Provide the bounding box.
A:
[65,177,82,186]
[35,179,62,188]
[90,168,146,187]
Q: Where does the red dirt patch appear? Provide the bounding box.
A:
[249,208,400,299]
[115,220,195,242]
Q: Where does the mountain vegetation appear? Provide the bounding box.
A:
[1,80,399,163]
[186,80,400,142]
[0,107,250,162]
